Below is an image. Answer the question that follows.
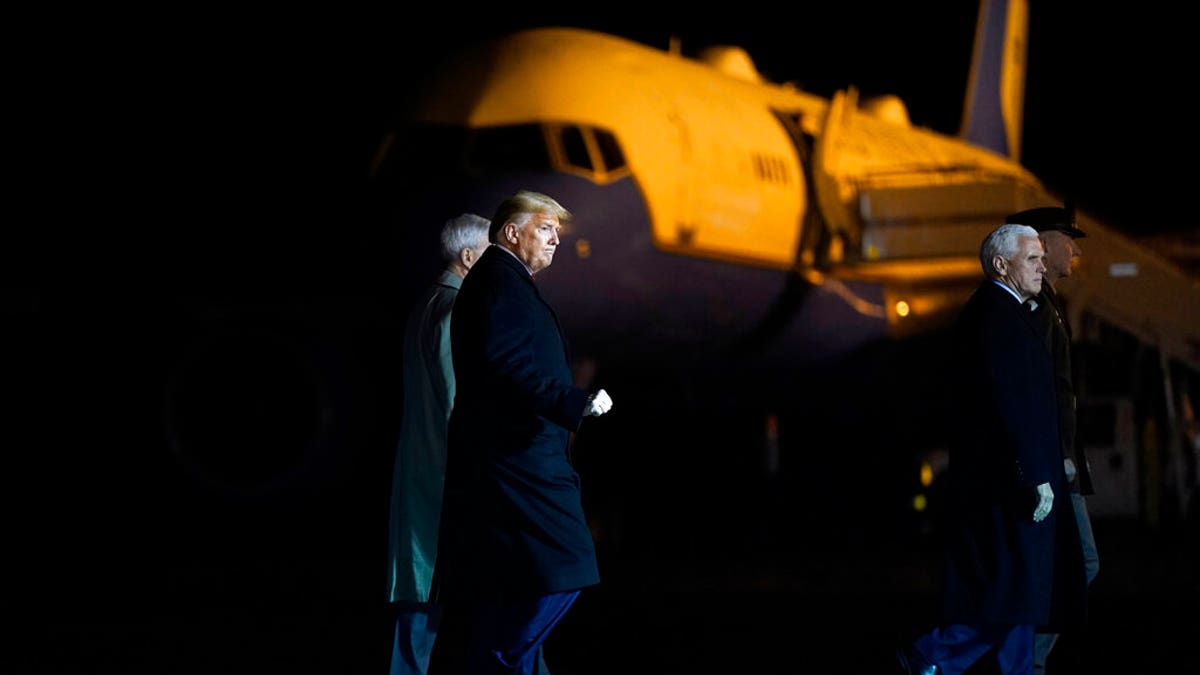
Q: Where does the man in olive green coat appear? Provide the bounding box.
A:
[386,213,490,675]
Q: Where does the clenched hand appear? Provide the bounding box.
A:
[584,389,613,417]
[1032,482,1054,522]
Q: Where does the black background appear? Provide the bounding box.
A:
[11,3,1199,673]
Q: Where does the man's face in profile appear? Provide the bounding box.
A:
[1004,234,1046,300]
[1040,230,1081,280]
[511,213,562,274]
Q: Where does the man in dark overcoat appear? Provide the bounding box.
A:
[432,190,613,675]
[897,223,1085,675]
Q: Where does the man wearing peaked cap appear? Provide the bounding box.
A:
[1005,206,1087,239]
[1006,204,1097,674]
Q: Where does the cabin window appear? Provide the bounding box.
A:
[751,153,791,185]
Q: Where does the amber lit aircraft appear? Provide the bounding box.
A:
[23,2,1189,605]
[374,0,1195,379]
[370,0,1199,533]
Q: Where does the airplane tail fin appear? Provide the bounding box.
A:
[959,0,1029,163]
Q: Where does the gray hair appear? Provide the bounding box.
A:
[488,190,572,243]
[980,223,1039,278]
[439,213,491,264]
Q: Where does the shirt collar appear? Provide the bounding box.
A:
[990,279,1035,310]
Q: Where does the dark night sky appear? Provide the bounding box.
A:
[23,3,1199,253]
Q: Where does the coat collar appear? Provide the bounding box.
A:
[981,279,1047,350]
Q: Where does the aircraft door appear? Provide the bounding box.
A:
[664,106,701,248]
[662,93,805,268]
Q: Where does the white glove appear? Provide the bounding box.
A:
[584,389,612,417]
[1032,482,1054,522]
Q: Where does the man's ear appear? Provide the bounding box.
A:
[505,223,519,244]
[992,255,1007,276]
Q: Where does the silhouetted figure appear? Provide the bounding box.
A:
[1005,206,1098,673]
[895,223,1086,675]
[431,191,613,674]
[387,213,490,675]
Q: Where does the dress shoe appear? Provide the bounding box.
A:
[895,645,940,675]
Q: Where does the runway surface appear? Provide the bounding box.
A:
[20,516,1197,674]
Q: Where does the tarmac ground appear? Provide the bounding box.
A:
[19,516,1198,674]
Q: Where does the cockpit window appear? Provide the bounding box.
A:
[594,129,626,174]
[468,124,552,173]
[560,126,591,171]
[386,123,632,185]
[545,124,630,185]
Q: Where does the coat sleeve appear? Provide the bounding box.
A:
[974,299,1057,490]
[418,286,457,422]
[476,275,589,432]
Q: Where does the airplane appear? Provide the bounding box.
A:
[367,0,1200,544]
[56,0,1188,568]
[373,1,1196,366]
